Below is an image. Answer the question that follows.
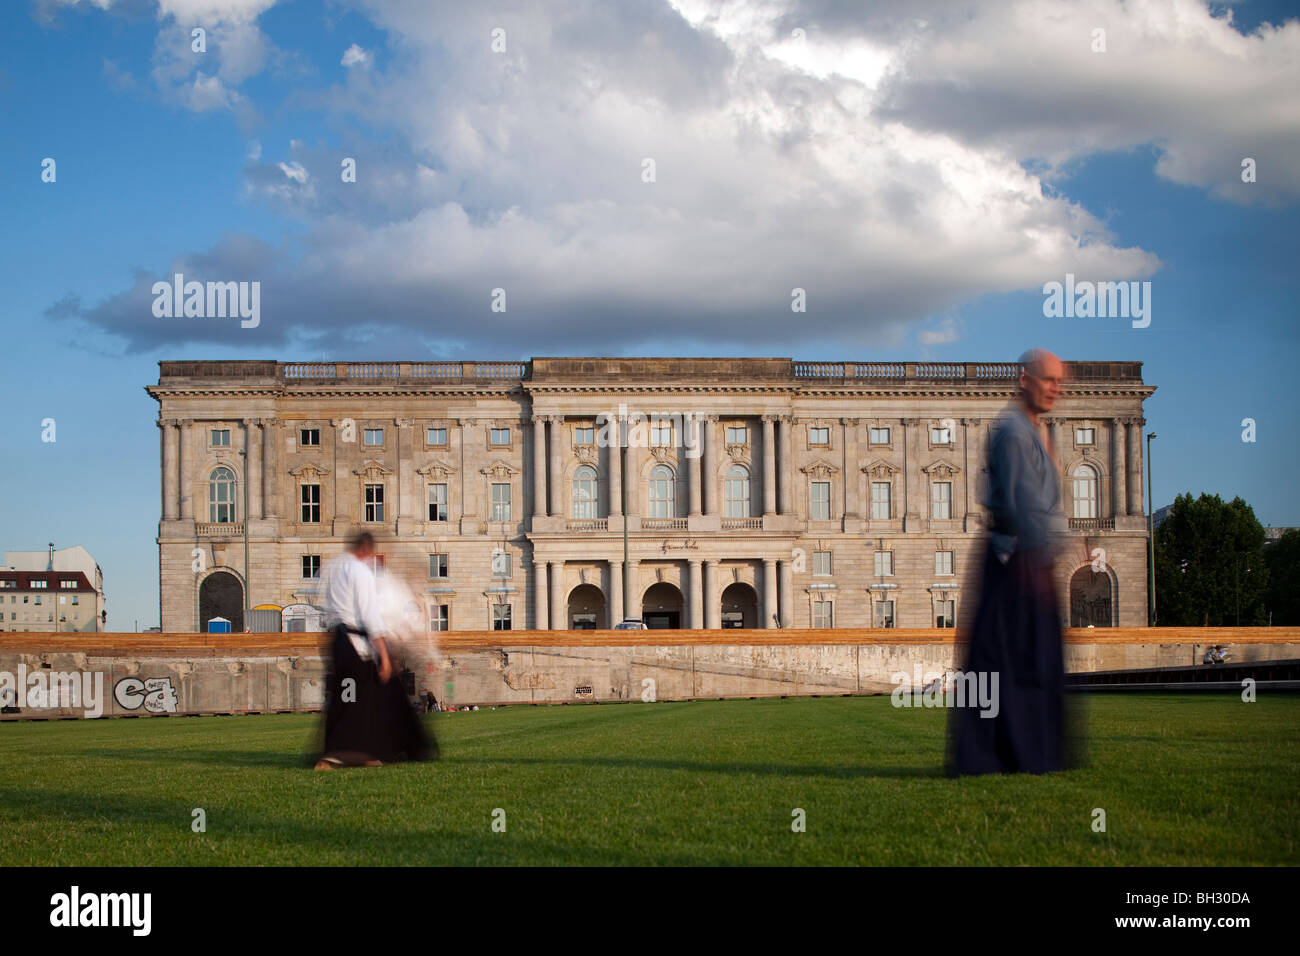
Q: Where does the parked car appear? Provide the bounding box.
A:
[613,618,648,630]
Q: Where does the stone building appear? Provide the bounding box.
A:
[147,358,1154,633]
[1,546,107,632]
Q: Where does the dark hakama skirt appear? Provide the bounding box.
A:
[947,542,1070,776]
[318,624,436,766]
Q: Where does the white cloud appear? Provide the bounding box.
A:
[277,161,308,183]
[341,44,372,69]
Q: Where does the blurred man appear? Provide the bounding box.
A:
[314,531,431,769]
[949,349,1075,776]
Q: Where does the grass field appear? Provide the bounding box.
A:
[1,694,1296,865]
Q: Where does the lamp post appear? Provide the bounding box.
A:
[1146,431,1157,627]
[621,413,629,623]
[240,445,250,633]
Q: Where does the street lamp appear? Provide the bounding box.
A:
[1146,431,1157,627]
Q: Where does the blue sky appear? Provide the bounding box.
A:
[1,0,1296,630]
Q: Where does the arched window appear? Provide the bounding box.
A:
[1072,463,1099,519]
[725,464,750,517]
[573,465,598,519]
[649,464,675,518]
[209,467,237,523]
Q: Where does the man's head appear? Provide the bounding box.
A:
[348,530,376,560]
[1018,348,1065,415]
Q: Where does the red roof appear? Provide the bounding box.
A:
[0,571,95,593]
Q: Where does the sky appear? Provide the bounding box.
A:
[0,0,1296,630]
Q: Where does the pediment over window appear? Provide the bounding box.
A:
[288,463,331,480]
[352,460,393,479]
[416,460,457,480]
[800,458,839,479]
[861,459,899,479]
[479,459,520,480]
[922,458,962,480]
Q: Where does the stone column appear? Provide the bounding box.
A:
[769,413,790,512]
[688,558,703,629]
[902,418,920,528]
[178,420,193,519]
[532,416,548,518]
[549,561,564,630]
[701,416,717,515]
[762,415,777,517]
[534,559,549,630]
[1128,418,1145,514]
[962,418,979,526]
[244,419,261,521]
[261,419,277,518]
[608,416,622,518]
[162,420,178,521]
[703,560,718,629]
[779,559,793,628]
[762,557,777,628]
[841,418,859,520]
[610,559,623,626]
[395,418,413,525]
[1112,418,1128,516]
[627,559,641,620]
[625,423,642,518]
[547,415,565,518]
[687,417,702,518]
[458,418,477,522]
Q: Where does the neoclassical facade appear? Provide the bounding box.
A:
[148,358,1154,632]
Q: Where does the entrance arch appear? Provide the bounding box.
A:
[199,570,244,632]
[567,583,607,629]
[720,581,759,628]
[1069,565,1114,627]
[641,582,684,629]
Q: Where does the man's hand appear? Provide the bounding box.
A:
[375,637,393,684]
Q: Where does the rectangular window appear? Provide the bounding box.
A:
[31,581,47,589]
[428,483,448,522]
[71,595,79,606]
[300,484,320,523]
[490,428,510,445]
[34,596,41,606]
[875,600,895,628]
[492,604,512,631]
[932,481,952,520]
[813,551,832,576]
[931,425,953,444]
[811,481,831,520]
[936,600,955,628]
[871,482,892,520]
[299,428,320,446]
[429,553,448,579]
[574,427,595,445]
[364,428,383,446]
[813,601,833,628]
[650,421,672,446]
[211,429,230,447]
[936,550,954,576]
[874,551,894,576]
[429,604,449,631]
[0,581,13,589]
[1076,427,1095,445]
[427,427,448,446]
[809,426,829,445]
[491,483,511,521]
[60,580,77,589]
[726,425,748,443]
[301,555,320,579]
[870,427,890,444]
[491,551,512,578]
[364,483,385,522]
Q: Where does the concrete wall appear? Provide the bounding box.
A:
[2,628,1295,718]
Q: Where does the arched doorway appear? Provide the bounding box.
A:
[720,581,759,628]
[567,583,607,629]
[641,582,684,629]
[1069,565,1113,627]
[199,571,244,632]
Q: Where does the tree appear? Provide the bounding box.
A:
[1264,529,1300,626]
[1153,493,1269,626]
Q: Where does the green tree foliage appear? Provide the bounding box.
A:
[1264,529,1300,626]
[1154,493,1269,626]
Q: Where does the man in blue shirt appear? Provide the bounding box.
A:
[949,349,1077,775]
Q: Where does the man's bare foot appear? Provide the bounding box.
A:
[313,759,336,771]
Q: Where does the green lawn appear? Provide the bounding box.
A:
[1,694,1296,865]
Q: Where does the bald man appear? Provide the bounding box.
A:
[948,349,1074,776]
